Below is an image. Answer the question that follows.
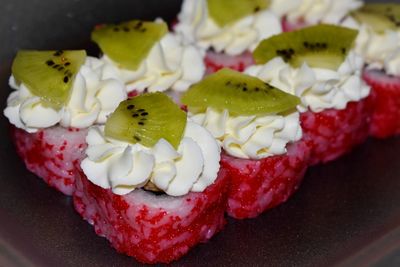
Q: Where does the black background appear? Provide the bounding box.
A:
[0,0,400,266]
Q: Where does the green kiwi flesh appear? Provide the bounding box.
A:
[352,4,400,32]
[12,50,86,109]
[105,92,187,149]
[207,0,270,27]
[253,25,358,70]
[181,68,300,116]
[92,20,168,71]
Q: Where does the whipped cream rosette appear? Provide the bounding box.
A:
[247,25,372,165]
[182,68,310,219]
[270,0,363,32]
[4,50,127,195]
[174,0,282,73]
[92,19,205,97]
[74,92,229,263]
[343,4,400,138]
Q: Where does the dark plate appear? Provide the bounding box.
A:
[1,0,400,266]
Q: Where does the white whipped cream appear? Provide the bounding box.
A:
[245,52,370,113]
[190,107,302,160]
[81,120,221,196]
[4,57,127,133]
[385,50,400,76]
[342,16,400,76]
[271,0,363,25]
[174,0,282,56]
[102,32,205,93]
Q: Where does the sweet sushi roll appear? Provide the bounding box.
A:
[246,25,371,165]
[270,0,363,32]
[73,93,229,264]
[174,0,282,74]
[181,68,310,219]
[92,19,205,101]
[4,50,127,195]
[343,4,400,138]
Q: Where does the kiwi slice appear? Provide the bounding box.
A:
[12,50,86,109]
[105,93,186,149]
[181,68,300,116]
[208,0,270,27]
[253,25,358,70]
[92,20,168,70]
[352,4,400,32]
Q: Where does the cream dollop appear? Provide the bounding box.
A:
[190,108,302,160]
[102,31,205,93]
[385,50,400,76]
[81,120,221,196]
[245,52,370,113]
[271,0,363,25]
[174,0,282,56]
[4,57,127,133]
[342,16,400,76]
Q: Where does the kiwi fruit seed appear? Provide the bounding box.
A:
[253,24,358,70]
[208,0,270,27]
[92,20,168,71]
[352,4,400,32]
[105,92,186,149]
[12,50,86,109]
[181,68,300,116]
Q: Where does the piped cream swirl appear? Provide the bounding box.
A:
[190,108,302,160]
[245,52,370,113]
[81,120,221,196]
[4,57,127,133]
[174,0,282,56]
[342,16,400,76]
[101,31,205,93]
[271,0,363,25]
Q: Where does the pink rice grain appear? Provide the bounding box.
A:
[11,126,88,195]
[363,69,400,138]
[300,98,372,166]
[205,50,255,74]
[221,140,310,219]
[281,18,308,32]
[73,166,230,264]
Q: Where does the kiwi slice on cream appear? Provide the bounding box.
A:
[253,25,358,70]
[208,0,270,27]
[352,4,400,32]
[181,68,300,116]
[12,50,86,109]
[105,93,186,149]
[92,20,168,70]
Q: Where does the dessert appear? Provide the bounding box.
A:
[174,0,282,73]
[248,25,371,165]
[4,1,400,264]
[182,69,310,219]
[73,93,229,263]
[271,0,364,32]
[344,4,400,138]
[4,50,127,195]
[92,19,205,98]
